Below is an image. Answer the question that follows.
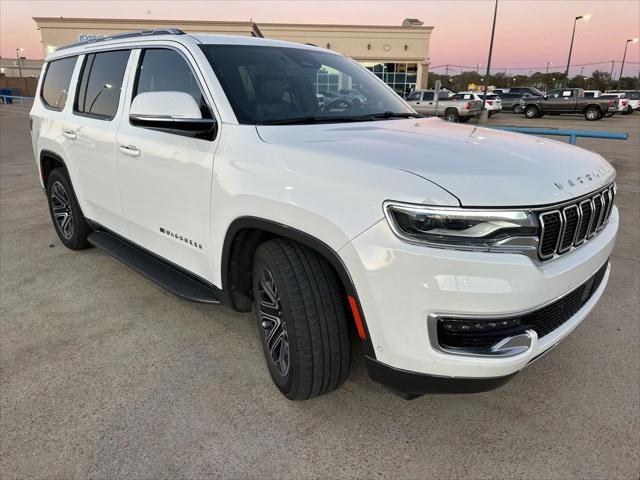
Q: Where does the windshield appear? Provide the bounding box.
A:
[200,44,415,125]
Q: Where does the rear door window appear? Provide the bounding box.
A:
[75,50,130,120]
[41,56,77,111]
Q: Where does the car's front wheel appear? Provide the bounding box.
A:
[524,105,539,119]
[513,104,523,114]
[46,168,91,250]
[253,239,350,400]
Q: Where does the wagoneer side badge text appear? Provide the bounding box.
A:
[159,227,203,250]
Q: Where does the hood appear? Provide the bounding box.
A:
[256,117,615,207]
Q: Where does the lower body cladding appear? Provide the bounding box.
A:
[340,207,618,398]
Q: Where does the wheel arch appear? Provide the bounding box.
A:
[39,150,66,186]
[583,103,603,112]
[221,216,375,356]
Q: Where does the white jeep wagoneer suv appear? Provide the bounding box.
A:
[30,30,618,400]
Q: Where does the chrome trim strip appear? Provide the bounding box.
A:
[573,201,584,246]
[538,210,561,259]
[586,198,598,239]
[559,204,579,253]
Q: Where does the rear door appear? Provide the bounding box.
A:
[115,46,220,281]
[64,49,133,235]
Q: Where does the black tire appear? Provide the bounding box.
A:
[444,108,459,122]
[622,106,632,115]
[584,106,601,121]
[46,168,91,250]
[524,105,539,119]
[513,104,523,114]
[252,239,350,400]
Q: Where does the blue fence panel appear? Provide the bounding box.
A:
[487,126,629,145]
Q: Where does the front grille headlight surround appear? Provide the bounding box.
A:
[384,201,539,254]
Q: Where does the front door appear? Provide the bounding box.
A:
[116,47,220,281]
[545,89,577,112]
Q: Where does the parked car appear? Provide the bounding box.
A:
[521,88,617,120]
[338,88,367,105]
[406,89,482,122]
[30,30,618,400]
[599,93,629,114]
[467,92,503,116]
[600,93,633,115]
[492,86,545,97]
[608,90,639,112]
[496,92,533,113]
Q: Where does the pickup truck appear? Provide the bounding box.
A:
[405,89,482,122]
[521,88,617,121]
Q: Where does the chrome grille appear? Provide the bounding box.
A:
[538,184,615,260]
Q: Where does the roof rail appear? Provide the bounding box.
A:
[55,28,185,52]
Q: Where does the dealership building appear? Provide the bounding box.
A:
[23,16,433,94]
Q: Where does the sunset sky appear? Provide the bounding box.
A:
[1,0,639,76]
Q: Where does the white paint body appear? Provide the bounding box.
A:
[30,33,618,381]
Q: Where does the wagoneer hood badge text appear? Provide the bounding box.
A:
[553,165,613,191]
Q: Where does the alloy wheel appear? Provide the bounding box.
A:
[257,268,290,376]
[50,181,74,240]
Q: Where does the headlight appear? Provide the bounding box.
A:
[384,201,539,253]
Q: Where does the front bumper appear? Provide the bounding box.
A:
[339,207,618,394]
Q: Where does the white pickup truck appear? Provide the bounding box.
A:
[405,89,483,122]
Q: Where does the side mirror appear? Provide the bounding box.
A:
[129,91,217,138]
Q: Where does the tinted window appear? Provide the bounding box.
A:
[75,50,129,119]
[199,44,413,124]
[41,56,77,110]
[134,49,211,118]
[422,92,434,101]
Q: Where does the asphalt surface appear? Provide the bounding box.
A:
[1,104,639,479]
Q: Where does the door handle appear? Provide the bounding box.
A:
[416,102,421,104]
[62,129,77,140]
[119,144,141,157]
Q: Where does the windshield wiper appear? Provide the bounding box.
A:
[259,116,373,125]
[369,111,423,119]
[259,111,422,125]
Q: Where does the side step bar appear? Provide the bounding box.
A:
[87,230,221,304]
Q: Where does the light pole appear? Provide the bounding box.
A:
[480,0,499,123]
[15,48,24,78]
[564,14,590,83]
[619,38,639,88]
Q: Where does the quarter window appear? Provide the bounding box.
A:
[41,56,77,111]
[133,49,211,118]
[75,50,130,120]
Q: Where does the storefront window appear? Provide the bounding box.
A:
[362,62,418,97]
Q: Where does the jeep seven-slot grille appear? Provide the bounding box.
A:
[538,184,615,260]
[437,261,609,350]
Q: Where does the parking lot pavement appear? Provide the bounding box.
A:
[1,106,638,479]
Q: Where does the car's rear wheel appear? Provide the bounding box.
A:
[584,106,601,121]
[252,239,350,400]
[524,105,539,119]
[444,109,459,122]
[46,168,91,250]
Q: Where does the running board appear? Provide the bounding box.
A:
[87,230,221,304]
